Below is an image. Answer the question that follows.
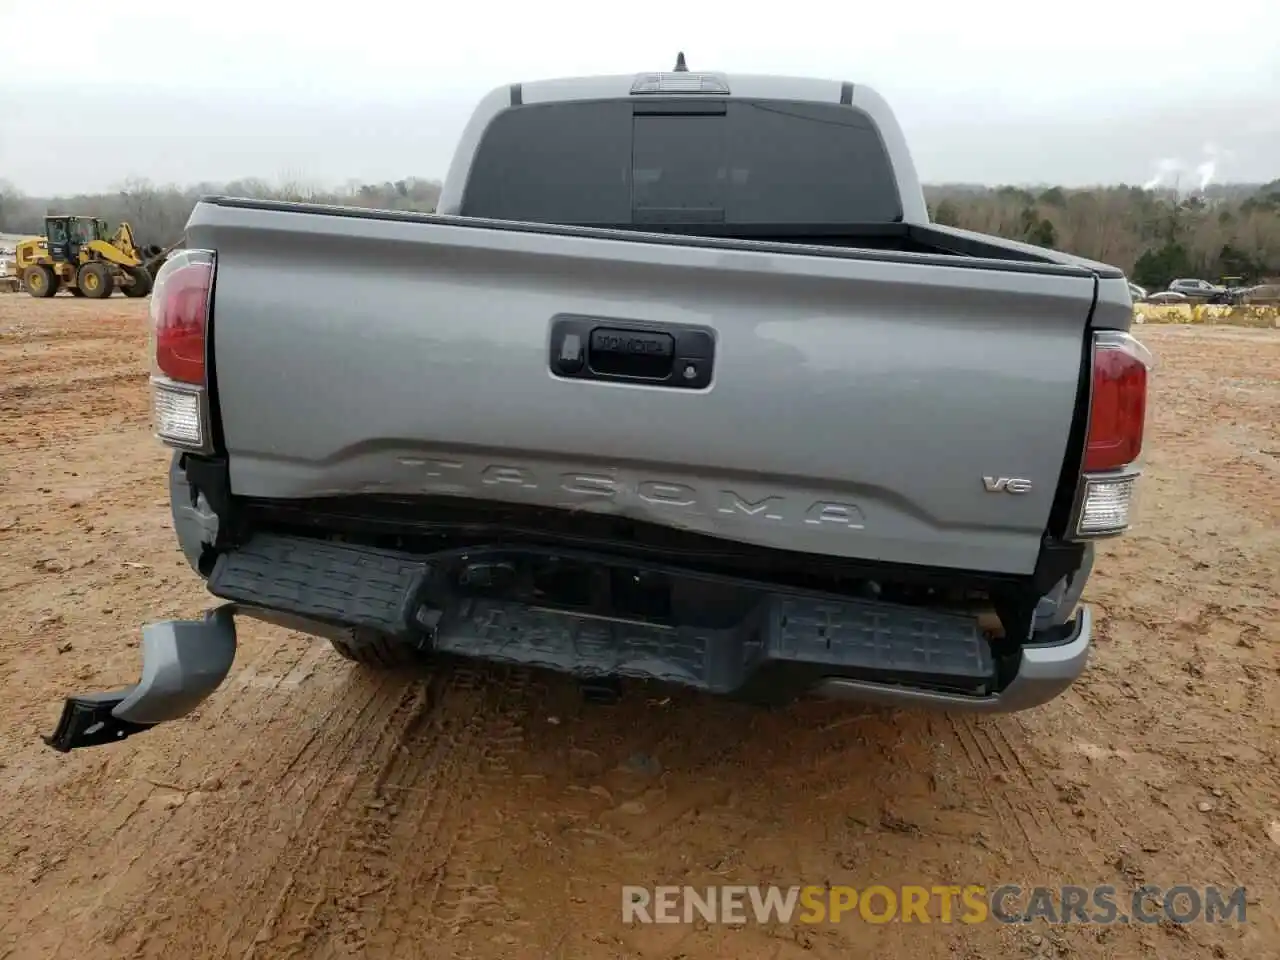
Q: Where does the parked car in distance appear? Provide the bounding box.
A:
[1241,283,1280,304]
[1127,282,1147,301]
[1172,277,1249,304]
[1145,290,1189,304]
[1167,277,1223,300]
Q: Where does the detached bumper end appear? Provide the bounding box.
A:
[43,604,238,752]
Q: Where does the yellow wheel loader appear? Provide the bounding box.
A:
[16,215,162,299]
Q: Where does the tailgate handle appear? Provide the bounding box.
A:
[549,315,715,390]
[588,328,674,379]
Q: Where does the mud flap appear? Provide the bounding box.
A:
[43,605,238,752]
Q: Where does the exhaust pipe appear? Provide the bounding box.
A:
[43,604,238,752]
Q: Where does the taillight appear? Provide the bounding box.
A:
[1084,332,1150,471]
[151,250,213,384]
[149,249,215,451]
[1073,331,1152,538]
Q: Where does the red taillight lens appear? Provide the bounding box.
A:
[1083,332,1152,472]
[150,250,213,385]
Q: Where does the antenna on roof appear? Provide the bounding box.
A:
[673,52,688,72]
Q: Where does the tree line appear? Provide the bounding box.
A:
[925,181,1280,289]
[3,176,1278,290]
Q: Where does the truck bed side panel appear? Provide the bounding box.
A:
[189,203,1096,575]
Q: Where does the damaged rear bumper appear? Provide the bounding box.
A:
[811,605,1092,712]
[43,605,237,752]
[206,532,1091,712]
[44,524,1094,752]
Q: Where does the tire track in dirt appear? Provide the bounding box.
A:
[261,652,390,790]
[947,716,1041,858]
[951,669,1163,882]
[197,632,327,734]
[112,665,412,958]
[388,665,533,952]
[70,638,315,850]
[200,670,410,955]
[246,662,534,958]
[1,339,140,379]
[0,327,134,349]
[23,665,403,959]
[962,717,1067,839]
[57,656,352,953]
[225,672,461,957]
[316,674,486,956]
[224,677,430,959]
[0,639,352,957]
[0,408,145,450]
[247,676,445,953]
[0,367,146,403]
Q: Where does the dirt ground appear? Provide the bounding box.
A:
[1,297,1277,960]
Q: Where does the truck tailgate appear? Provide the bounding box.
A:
[188,201,1097,575]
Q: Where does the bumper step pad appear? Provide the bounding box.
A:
[209,536,431,636]
[432,596,991,693]
[207,534,993,694]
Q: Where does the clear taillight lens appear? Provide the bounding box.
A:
[152,380,205,448]
[1076,474,1137,536]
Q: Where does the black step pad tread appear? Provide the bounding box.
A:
[207,534,993,692]
[208,535,429,635]
[771,596,991,678]
[433,599,753,691]
[433,595,988,691]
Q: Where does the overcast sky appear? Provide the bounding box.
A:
[1,0,1277,195]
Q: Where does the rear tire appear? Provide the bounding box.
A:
[23,265,57,298]
[328,629,426,669]
[122,267,151,297]
[77,262,114,299]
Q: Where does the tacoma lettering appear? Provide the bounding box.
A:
[717,491,785,521]
[395,460,865,530]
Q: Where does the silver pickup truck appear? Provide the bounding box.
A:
[47,62,1152,751]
